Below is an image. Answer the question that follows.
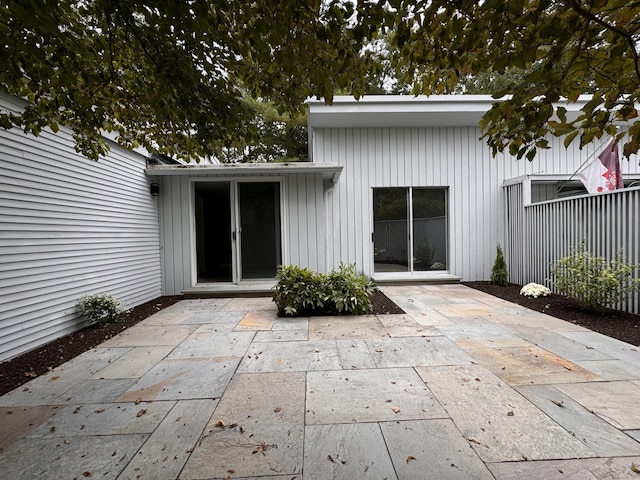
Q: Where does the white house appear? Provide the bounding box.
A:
[150,95,640,296]
[3,93,640,360]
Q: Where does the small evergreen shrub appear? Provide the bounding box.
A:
[490,245,508,286]
[550,241,640,312]
[77,293,123,325]
[273,263,374,316]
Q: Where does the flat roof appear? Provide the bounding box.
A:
[145,162,343,184]
[307,95,594,128]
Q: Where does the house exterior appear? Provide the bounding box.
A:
[0,92,162,361]
[151,95,640,295]
[3,93,640,360]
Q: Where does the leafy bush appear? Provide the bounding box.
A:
[490,245,508,286]
[413,243,434,269]
[549,241,640,311]
[273,263,374,316]
[77,293,123,325]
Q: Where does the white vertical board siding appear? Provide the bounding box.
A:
[157,172,326,294]
[0,95,161,361]
[313,127,640,281]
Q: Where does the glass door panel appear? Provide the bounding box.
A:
[373,188,409,272]
[238,182,282,279]
[194,182,232,282]
[412,189,448,271]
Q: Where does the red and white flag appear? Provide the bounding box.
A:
[579,139,623,193]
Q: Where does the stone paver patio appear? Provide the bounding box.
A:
[1,284,640,479]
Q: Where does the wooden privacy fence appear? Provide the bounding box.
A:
[504,183,640,314]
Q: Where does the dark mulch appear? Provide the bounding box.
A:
[0,290,402,397]
[464,281,640,347]
[0,296,182,396]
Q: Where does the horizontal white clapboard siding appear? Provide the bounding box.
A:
[0,92,161,361]
[313,126,640,281]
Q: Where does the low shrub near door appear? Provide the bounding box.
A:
[76,293,123,325]
[273,263,375,316]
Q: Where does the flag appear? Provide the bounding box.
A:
[579,139,623,193]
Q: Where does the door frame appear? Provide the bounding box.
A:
[190,177,286,286]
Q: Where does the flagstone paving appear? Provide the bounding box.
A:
[2,285,640,479]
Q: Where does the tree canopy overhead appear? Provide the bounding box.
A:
[2,1,640,162]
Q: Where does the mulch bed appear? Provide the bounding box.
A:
[464,281,640,347]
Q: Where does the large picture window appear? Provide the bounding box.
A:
[373,187,448,273]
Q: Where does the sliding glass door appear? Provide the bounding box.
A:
[373,187,448,273]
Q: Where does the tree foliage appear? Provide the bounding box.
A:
[0,0,372,160]
[363,0,640,161]
[3,1,640,162]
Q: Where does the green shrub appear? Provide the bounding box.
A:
[77,293,123,325]
[490,245,508,286]
[273,263,374,316]
[324,263,375,315]
[550,241,640,312]
[413,243,434,269]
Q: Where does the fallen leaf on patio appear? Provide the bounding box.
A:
[551,400,564,407]
[274,407,282,413]
[24,371,37,378]
[406,455,416,463]
[111,451,117,457]
[328,455,336,463]
[631,463,640,473]
[475,378,481,382]
[227,469,235,474]
[563,365,572,371]
[136,409,147,417]
[364,465,369,472]
[277,358,283,364]
[49,426,56,432]
[64,439,70,444]
[82,472,92,477]
[216,420,226,428]
[240,426,246,433]
[95,408,105,413]
[392,406,401,413]
[467,437,489,448]
[228,423,238,429]
[48,376,60,382]
[73,406,81,414]
[135,398,142,405]
[507,411,514,416]
[375,348,383,352]
[314,349,320,353]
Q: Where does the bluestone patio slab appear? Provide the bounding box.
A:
[574,358,640,380]
[0,347,129,407]
[99,324,198,348]
[336,338,377,369]
[432,303,497,319]
[222,297,275,311]
[554,381,640,429]
[253,329,308,342]
[28,400,175,437]
[416,364,596,462]
[166,329,254,359]
[376,313,440,337]
[239,340,342,372]
[272,316,309,330]
[308,314,389,339]
[516,384,640,456]
[0,405,59,451]
[366,336,475,368]
[235,310,276,330]
[466,345,599,385]
[180,372,305,479]
[629,430,640,442]
[181,310,245,327]
[303,423,397,480]
[118,357,240,401]
[560,331,640,367]
[379,419,495,479]
[488,310,591,332]
[117,399,217,480]
[0,434,148,479]
[511,327,615,362]
[139,311,192,325]
[437,323,532,349]
[306,368,447,424]
[487,456,640,479]
[89,345,176,379]
[54,378,138,404]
